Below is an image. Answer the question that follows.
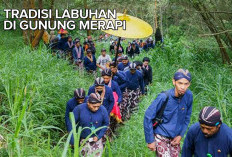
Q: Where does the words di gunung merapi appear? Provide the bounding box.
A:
[3,9,126,30]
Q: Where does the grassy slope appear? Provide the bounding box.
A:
[0,31,96,156]
[110,37,232,156]
[0,29,231,156]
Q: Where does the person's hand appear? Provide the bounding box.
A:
[93,136,98,142]
[171,136,181,146]
[111,68,116,74]
[147,142,156,151]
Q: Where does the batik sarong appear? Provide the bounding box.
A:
[75,61,83,69]
[80,138,104,157]
[119,88,141,121]
[154,134,180,157]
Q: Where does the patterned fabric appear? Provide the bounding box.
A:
[104,92,121,141]
[80,138,104,157]
[88,93,102,104]
[95,86,105,104]
[119,88,141,121]
[74,46,82,59]
[66,50,73,61]
[76,61,83,69]
[110,92,122,123]
[104,117,118,142]
[87,55,93,62]
[67,41,74,48]
[174,69,191,82]
[154,134,180,157]
[199,106,221,126]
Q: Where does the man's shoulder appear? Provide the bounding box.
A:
[118,70,125,75]
[125,70,130,75]
[112,80,119,86]
[185,89,193,96]
[156,91,170,101]
[97,55,103,59]
[73,103,86,112]
[137,70,143,76]
[189,122,200,131]
[88,85,95,91]
[221,123,232,136]
[105,85,113,92]
[184,90,193,102]
[67,97,76,105]
[77,103,85,108]
[99,105,108,115]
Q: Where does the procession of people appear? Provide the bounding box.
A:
[53,30,232,156]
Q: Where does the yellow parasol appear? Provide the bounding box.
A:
[93,10,153,61]
[93,12,153,63]
[93,13,153,39]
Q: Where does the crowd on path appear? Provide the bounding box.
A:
[48,29,232,157]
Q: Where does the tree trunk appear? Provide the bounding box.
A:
[84,0,91,36]
[31,0,44,48]
[29,0,35,44]
[193,2,230,64]
[50,0,55,28]
[31,30,45,48]
[22,0,30,45]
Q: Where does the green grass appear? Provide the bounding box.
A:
[0,28,232,156]
[110,36,232,156]
[0,31,96,156]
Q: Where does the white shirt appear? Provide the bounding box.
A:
[97,55,112,71]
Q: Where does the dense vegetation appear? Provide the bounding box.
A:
[1,0,232,156]
[0,25,231,156]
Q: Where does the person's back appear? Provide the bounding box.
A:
[108,80,122,103]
